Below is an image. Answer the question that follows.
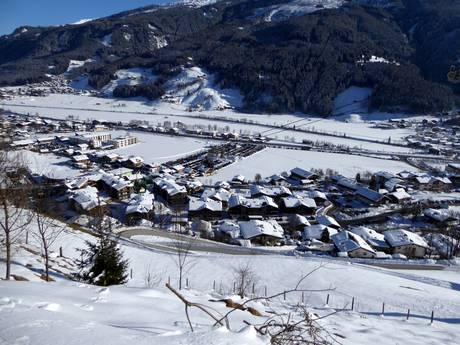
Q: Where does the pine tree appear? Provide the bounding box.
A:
[76,236,129,286]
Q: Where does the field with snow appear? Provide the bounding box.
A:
[1,220,460,345]
[0,93,416,152]
[110,130,215,164]
[200,148,419,183]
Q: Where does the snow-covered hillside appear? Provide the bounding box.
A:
[101,68,157,96]
[161,66,243,111]
[1,219,460,345]
[253,0,345,22]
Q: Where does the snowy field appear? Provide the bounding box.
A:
[109,130,215,164]
[18,150,81,180]
[1,221,460,345]
[0,94,416,153]
[199,148,419,183]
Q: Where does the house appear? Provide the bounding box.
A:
[154,178,188,204]
[331,231,376,258]
[109,167,133,179]
[125,191,155,225]
[354,187,386,205]
[100,174,133,200]
[239,219,284,245]
[316,215,341,229]
[290,167,318,184]
[349,226,390,252]
[424,208,457,223]
[250,185,292,199]
[123,156,144,169]
[100,153,120,164]
[69,186,105,214]
[303,224,338,242]
[281,196,317,215]
[386,188,411,203]
[72,154,90,168]
[216,220,241,243]
[228,195,278,217]
[384,230,429,258]
[188,197,223,220]
[288,214,311,233]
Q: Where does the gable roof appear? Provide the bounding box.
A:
[384,230,428,248]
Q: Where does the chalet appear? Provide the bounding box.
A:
[228,195,278,217]
[231,175,246,184]
[188,197,223,220]
[123,156,144,169]
[349,226,390,252]
[100,153,120,164]
[216,220,241,243]
[424,208,457,223]
[109,167,133,178]
[72,154,90,168]
[100,174,133,200]
[386,188,411,203]
[290,167,318,184]
[303,224,338,242]
[201,188,232,207]
[239,219,284,245]
[154,178,188,204]
[383,230,428,258]
[331,231,376,258]
[317,215,341,229]
[69,186,105,214]
[125,191,155,225]
[288,214,311,232]
[446,163,460,175]
[355,187,386,205]
[281,196,317,215]
[250,185,292,200]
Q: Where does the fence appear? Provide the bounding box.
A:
[159,275,446,325]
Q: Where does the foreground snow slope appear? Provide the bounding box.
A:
[1,221,460,344]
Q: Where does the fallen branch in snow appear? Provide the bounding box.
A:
[165,282,228,331]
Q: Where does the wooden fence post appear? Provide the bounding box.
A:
[283,291,286,301]
[301,292,304,304]
[265,285,267,297]
[381,302,385,315]
[213,280,216,290]
[168,276,171,285]
[430,311,434,324]
[130,268,133,279]
[326,294,330,305]
[406,309,410,320]
[59,246,63,257]
[351,297,355,311]
[252,282,255,295]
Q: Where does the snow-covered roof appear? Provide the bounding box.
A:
[384,230,428,248]
[388,188,411,201]
[228,194,278,209]
[218,220,240,238]
[303,224,337,240]
[424,208,456,222]
[331,231,376,254]
[156,178,187,196]
[350,226,389,249]
[239,220,284,239]
[70,186,103,211]
[282,196,316,209]
[317,215,340,228]
[189,197,222,212]
[355,187,384,203]
[72,154,89,162]
[101,173,132,191]
[290,214,311,227]
[126,191,154,215]
[290,167,316,180]
[250,185,292,197]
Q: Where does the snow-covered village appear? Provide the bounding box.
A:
[1,1,460,345]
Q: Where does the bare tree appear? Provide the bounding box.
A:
[171,234,196,290]
[233,262,258,299]
[0,150,32,280]
[32,211,65,281]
